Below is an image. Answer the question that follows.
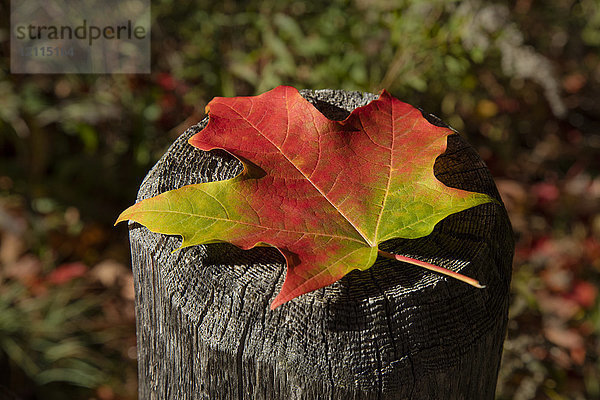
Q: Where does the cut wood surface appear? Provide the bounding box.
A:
[128,89,514,399]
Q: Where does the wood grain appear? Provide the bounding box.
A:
[128,90,513,399]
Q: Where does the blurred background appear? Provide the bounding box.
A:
[1,0,599,399]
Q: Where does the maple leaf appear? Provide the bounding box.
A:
[116,86,495,309]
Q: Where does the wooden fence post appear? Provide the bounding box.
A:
[127,89,514,399]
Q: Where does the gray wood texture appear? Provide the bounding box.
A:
[128,89,514,399]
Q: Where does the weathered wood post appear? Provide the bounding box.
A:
[128,90,513,399]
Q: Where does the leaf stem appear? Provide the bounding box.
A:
[377,250,486,288]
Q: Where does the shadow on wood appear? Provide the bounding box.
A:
[128,90,514,399]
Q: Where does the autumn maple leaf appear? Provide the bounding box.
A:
[116,86,494,309]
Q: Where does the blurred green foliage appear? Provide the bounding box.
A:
[1,281,108,392]
[1,0,600,399]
